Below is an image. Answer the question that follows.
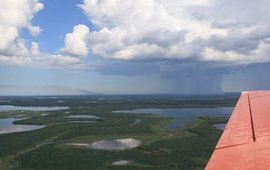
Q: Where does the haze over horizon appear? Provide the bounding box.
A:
[1,0,270,95]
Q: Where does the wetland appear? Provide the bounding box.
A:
[0,94,239,170]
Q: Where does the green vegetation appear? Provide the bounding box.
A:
[0,95,233,170]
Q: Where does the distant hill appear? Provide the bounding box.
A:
[0,85,101,96]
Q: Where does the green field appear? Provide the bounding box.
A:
[0,95,237,170]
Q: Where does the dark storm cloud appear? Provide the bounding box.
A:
[138,29,188,47]
[207,28,270,55]
[91,58,234,93]
[222,63,270,91]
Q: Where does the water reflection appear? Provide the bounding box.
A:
[213,123,226,130]
[114,107,233,129]
[112,160,130,165]
[0,105,69,112]
[88,138,141,150]
[71,121,98,123]
[0,118,45,134]
[67,115,101,119]
[130,119,141,126]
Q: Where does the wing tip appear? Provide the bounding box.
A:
[242,91,250,94]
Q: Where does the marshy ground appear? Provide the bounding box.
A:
[0,95,238,170]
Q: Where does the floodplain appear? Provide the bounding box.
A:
[0,94,239,170]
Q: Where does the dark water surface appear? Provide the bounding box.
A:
[114,107,233,129]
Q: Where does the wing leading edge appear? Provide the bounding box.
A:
[206,91,270,170]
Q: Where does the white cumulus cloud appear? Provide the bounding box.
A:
[0,0,84,68]
[77,0,270,65]
[2,0,270,69]
[61,24,90,57]
[0,0,43,52]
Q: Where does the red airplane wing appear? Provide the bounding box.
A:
[206,91,270,170]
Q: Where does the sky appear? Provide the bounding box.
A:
[0,0,270,95]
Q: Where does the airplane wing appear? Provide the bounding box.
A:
[206,91,270,170]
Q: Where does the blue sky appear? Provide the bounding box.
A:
[1,0,270,95]
[22,0,91,52]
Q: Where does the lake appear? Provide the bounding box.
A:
[0,105,69,112]
[0,118,45,134]
[67,115,101,119]
[113,107,233,129]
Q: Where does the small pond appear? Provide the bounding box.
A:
[213,123,226,130]
[67,115,101,119]
[71,121,98,123]
[130,119,141,126]
[112,160,130,166]
[88,138,141,150]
